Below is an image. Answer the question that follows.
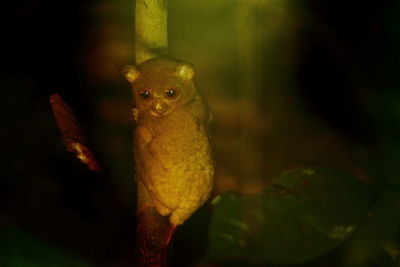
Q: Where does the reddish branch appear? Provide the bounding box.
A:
[136,188,176,266]
[50,94,100,171]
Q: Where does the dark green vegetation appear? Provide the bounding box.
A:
[206,168,391,266]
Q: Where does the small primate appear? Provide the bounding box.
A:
[122,57,214,226]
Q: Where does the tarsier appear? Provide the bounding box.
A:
[121,57,214,226]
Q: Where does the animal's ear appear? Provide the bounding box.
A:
[121,65,141,83]
[175,63,195,80]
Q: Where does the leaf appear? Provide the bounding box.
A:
[50,94,100,171]
[206,167,378,265]
[344,188,400,266]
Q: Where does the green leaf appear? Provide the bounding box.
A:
[206,167,377,265]
[345,188,400,266]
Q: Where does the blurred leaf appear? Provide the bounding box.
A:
[206,167,378,265]
[345,188,400,266]
[0,228,91,267]
[50,94,100,171]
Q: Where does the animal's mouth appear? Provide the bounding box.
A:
[150,109,172,117]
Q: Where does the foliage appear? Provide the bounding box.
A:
[206,167,379,265]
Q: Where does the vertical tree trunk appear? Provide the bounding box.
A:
[133,0,171,266]
[135,0,168,64]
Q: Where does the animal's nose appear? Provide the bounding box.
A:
[152,102,167,115]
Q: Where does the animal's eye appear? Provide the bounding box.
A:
[165,89,178,99]
[139,90,151,99]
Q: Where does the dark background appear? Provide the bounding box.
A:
[1,0,400,266]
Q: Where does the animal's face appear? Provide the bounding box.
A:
[122,57,196,117]
[134,80,183,117]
